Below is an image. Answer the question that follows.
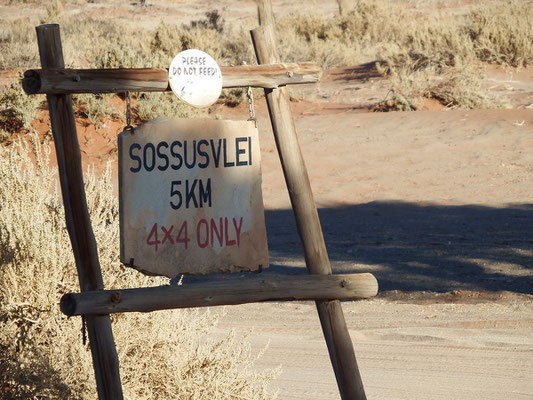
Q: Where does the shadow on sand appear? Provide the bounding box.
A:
[263,201,533,295]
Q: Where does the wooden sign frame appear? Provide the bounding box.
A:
[23,3,375,399]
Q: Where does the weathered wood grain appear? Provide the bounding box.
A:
[251,13,368,400]
[60,273,378,316]
[22,63,322,94]
[36,24,123,400]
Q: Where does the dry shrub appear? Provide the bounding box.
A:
[149,15,254,67]
[276,0,495,109]
[276,13,361,67]
[276,0,474,68]
[426,67,500,110]
[2,1,529,113]
[72,93,120,126]
[0,136,279,399]
[0,19,40,69]
[116,311,277,399]
[44,0,65,22]
[219,88,248,107]
[136,92,204,121]
[91,45,152,69]
[374,58,500,111]
[1,1,531,71]
[467,2,533,67]
[190,10,225,33]
[88,11,253,70]
[0,137,84,398]
[0,82,43,137]
[68,19,151,69]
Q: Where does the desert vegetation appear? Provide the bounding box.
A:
[1,0,532,397]
[1,0,532,139]
[0,135,279,398]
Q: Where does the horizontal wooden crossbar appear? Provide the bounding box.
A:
[22,62,322,95]
[60,273,378,316]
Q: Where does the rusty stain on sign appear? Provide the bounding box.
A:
[118,118,269,278]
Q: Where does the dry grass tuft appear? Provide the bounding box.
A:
[276,0,474,68]
[0,0,531,121]
[425,67,500,110]
[0,136,279,399]
[44,0,65,22]
[275,0,528,109]
[72,93,120,126]
[374,59,500,111]
[0,81,43,138]
[136,92,204,121]
[0,20,40,69]
[467,2,533,67]
[149,15,254,67]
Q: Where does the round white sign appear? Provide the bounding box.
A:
[168,49,222,108]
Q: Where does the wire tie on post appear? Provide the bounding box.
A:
[247,86,257,128]
[81,315,87,346]
[125,91,134,133]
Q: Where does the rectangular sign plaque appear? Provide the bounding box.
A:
[118,118,269,277]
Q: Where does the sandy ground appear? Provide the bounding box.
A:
[209,101,533,399]
[208,59,533,398]
[2,1,533,398]
[19,49,533,400]
[215,299,533,400]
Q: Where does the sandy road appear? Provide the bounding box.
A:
[208,105,533,399]
[215,297,533,399]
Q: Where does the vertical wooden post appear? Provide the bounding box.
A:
[256,0,276,26]
[36,24,123,400]
[252,4,367,399]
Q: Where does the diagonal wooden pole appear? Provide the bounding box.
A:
[252,3,368,399]
[35,24,123,400]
